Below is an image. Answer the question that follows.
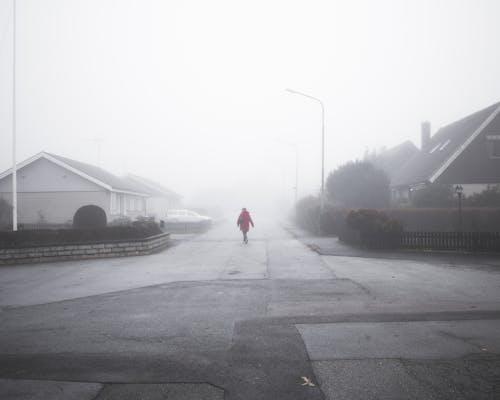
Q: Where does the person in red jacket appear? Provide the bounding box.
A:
[237,208,254,244]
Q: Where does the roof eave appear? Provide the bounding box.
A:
[0,152,151,195]
[111,189,150,197]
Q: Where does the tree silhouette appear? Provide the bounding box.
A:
[326,161,390,209]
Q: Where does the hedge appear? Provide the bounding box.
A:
[384,208,500,232]
[295,198,500,235]
[0,222,162,248]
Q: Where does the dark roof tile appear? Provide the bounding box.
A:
[391,102,500,186]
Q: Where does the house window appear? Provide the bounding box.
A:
[487,135,500,158]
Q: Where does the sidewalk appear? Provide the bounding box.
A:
[284,223,500,267]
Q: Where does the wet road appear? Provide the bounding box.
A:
[1,219,499,399]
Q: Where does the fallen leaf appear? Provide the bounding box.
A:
[300,376,315,387]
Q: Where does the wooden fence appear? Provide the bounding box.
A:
[361,231,500,252]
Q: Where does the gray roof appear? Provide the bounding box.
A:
[123,174,181,199]
[391,102,500,187]
[46,153,148,194]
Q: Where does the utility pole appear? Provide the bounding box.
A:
[12,0,17,231]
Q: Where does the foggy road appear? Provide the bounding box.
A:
[2,0,500,398]
[1,219,500,399]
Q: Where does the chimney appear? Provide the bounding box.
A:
[421,121,431,151]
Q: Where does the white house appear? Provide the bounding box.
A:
[0,152,150,227]
[123,174,182,219]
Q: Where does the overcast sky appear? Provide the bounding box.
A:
[1,0,500,213]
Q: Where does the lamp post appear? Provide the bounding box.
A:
[285,88,325,210]
[455,185,463,232]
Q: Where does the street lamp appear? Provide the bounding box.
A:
[285,88,325,210]
[455,185,463,232]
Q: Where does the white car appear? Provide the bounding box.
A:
[164,209,212,225]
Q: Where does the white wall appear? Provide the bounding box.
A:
[0,191,109,224]
[0,157,110,224]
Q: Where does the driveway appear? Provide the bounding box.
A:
[0,219,499,399]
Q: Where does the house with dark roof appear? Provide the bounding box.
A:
[391,102,500,203]
[0,152,151,227]
[123,174,182,219]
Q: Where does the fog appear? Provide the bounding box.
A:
[1,0,500,216]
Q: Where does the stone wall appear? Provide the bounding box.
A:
[0,233,170,265]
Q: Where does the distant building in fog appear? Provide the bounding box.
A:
[0,152,178,228]
[391,102,500,204]
[365,140,418,181]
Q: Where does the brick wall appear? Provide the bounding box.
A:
[0,233,170,265]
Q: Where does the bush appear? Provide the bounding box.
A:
[339,209,402,245]
[346,209,402,234]
[73,205,107,229]
[465,185,500,207]
[0,224,163,248]
[410,184,454,208]
[319,206,349,235]
[295,196,320,233]
[108,216,133,226]
[326,161,390,208]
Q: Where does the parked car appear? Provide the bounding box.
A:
[164,209,213,227]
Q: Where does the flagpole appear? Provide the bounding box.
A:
[12,0,18,231]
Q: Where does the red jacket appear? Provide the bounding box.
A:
[237,210,254,232]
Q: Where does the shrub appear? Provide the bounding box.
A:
[319,206,349,235]
[108,216,133,226]
[132,217,161,233]
[326,161,390,208]
[465,185,500,207]
[0,224,163,248]
[339,209,402,245]
[73,205,107,228]
[346,209,402,234]
[410,184,454,208]
[295,196,320,233]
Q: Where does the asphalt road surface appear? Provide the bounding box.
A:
[1,219,499,399]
